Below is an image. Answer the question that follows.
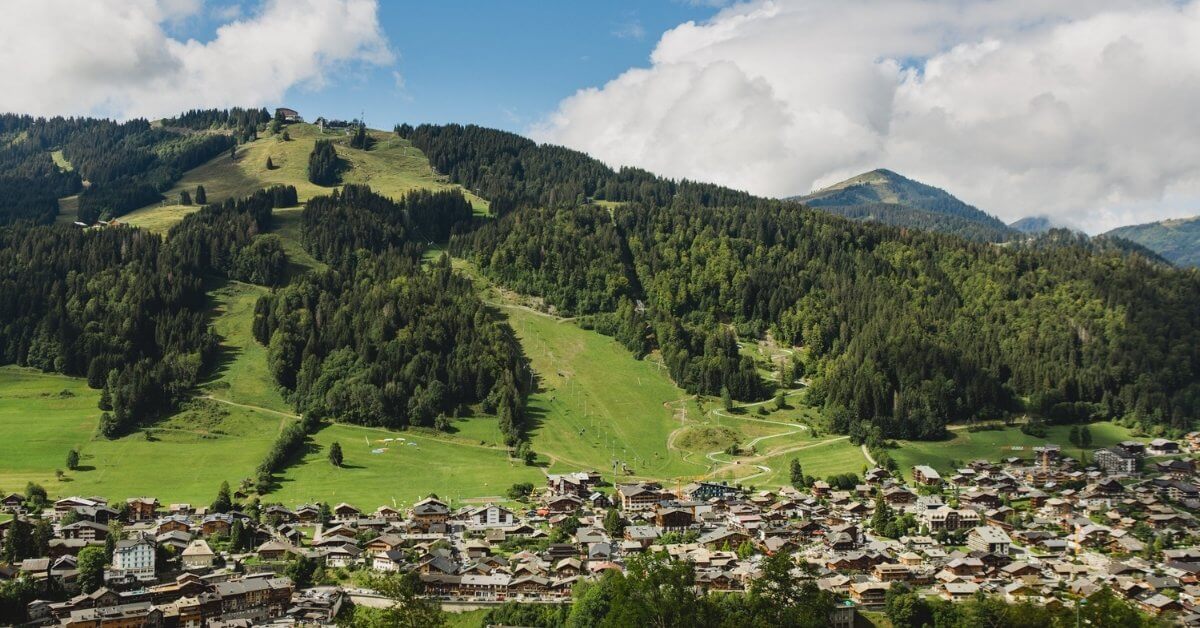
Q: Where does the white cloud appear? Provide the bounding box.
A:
[0,0,393,121]
[613,18,647,41]
[534,0,1200,233]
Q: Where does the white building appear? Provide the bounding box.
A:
[181,539,215,569]
[112,536,157,580]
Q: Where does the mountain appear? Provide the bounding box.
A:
[789,169,1017,242]
[1104,216,1200,267]
[1009,215,1057,234]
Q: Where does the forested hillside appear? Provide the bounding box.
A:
[414,124,1200,439]
[0,112,242,226]
[257,183,527,445]
[1105,216,1200,267]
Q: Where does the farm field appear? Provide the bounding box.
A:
[120,124,487,233]
[0,366,280,503]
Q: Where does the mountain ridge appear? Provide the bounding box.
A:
[1104,215,1200,267]
[789,168,1017,242]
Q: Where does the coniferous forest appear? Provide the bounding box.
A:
[416,124,1200,440]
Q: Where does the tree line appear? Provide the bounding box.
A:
[160,107,271,143]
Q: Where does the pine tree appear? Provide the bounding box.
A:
[1080,425,1092,448]
[229,519,248,552]
[212,481,232,513]
[790,459,804,488]
[66,449,79,470]
[721,386,733,412]
[180,190,192,206]
[603,508,625,538]
[265,156,274,170]
[194,185,206,204]
[1068,425,1080,448]
[328,441,343,467]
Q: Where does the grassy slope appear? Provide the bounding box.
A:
[121,124,488,233]
[0,366,277,503]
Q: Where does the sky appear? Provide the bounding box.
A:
[2,0,1200,233]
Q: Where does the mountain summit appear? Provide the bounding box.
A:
[790,169,1016,242]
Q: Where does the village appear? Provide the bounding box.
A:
[1,435,1200,626]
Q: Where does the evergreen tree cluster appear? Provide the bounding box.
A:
[301,184,473,265]
[253,252,527,443]
[160,107,271,142]
[307,139,340,186]
[405,123,753,216]
[166,184,297,286]
[421,123,1200,437]
[0,224,214,437]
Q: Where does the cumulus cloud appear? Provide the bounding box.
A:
[534,0,1200,232]
[0,0,393,121]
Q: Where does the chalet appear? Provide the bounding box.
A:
[547,471,601,497]
[683,482,744,502]
[1154,459,1194,479]
[60,520,109,542]
[214,576,293,620]
[373,550,405,572]
[967,526,1012,555]
[374,505,404,521]
[322,543,362,568]
[545,495,584,515]
[1,493,24,512]
[263,505,296,524]
[457,503,516,528]
[923,507,980,531]
[617,483,668,512]
[294,504,322,523]
[157,516,192,535]
[256,540,293,561]
[54,497,106,519]
[200,514,233,537]
[960,489,1002,510]
[1148,439,1181,455]
[125,498,159,521]
[332,503,361,520]
[411,497,450,527]
[849,581,890,608]
[274,107,302,123]
[655,506,695,530]
[942,582,980,601]
[874,563,912,582]
[912,466,942,486]
[365,534,405,556]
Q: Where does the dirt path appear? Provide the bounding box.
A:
[202,395,298,419]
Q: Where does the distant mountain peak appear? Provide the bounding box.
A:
[1009,215,1058,234]
[789,169,1016,242]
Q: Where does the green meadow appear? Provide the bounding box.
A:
[121,124,487,233]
